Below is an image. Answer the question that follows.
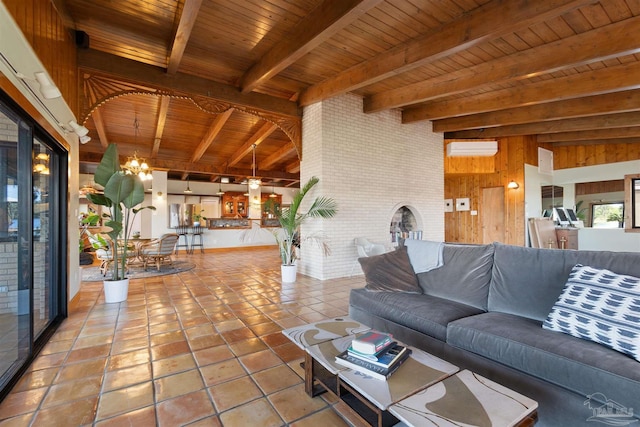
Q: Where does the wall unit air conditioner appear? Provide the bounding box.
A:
[446,140,498,157]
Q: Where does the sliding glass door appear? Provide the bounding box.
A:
[0,94,67,401]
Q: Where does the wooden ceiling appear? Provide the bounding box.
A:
[52,0,640,186]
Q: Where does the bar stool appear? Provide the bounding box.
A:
[175,225,190,254]
[189,226,204,254]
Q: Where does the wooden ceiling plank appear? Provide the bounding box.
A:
[167,0,204,75]
[298,0,598,106]
[190,108,234,162]
[226,122,278,167]
[260,144,297,170]
[78,49,300,118]
[286,161,301,174]
[365,15,640,112]
[408,60,640,124]
[444,111,640,139]
[537,126,640,143]
[91,108,109,149]
[240,0,383,93]
[151,95,170,158]
[433,89,640,132]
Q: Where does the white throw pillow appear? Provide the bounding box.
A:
[543,264,640,362]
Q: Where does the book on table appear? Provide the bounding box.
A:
[351,331,393,354]
[335,346,412,381]
[347,343,408,368]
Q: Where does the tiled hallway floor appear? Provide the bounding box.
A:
[0,248,370,427]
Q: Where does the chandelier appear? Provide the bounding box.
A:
[122,118,153,181]
[248,144,261,190]
[123,152,152,181]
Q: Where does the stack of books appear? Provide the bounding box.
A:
[335,331,411,380]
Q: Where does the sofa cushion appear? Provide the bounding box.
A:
[447,312,640,414]
[349,288,484,341]
[543,264,640,362]
[488,243,640,321]
[416,243,494,311]
[358,246,421,293]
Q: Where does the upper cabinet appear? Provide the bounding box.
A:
[221,192,248,218]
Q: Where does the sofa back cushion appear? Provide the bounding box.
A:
[416,243,494,310]
[488,242,640,321]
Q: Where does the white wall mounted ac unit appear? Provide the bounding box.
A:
[446,141,498,157]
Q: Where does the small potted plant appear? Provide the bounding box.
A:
[193,210,206,227]
[86,143,155,302]
[274,176,337,282]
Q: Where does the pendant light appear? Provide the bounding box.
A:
[184,177,193,193]
[247,144,261,190]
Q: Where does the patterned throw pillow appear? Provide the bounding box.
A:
[358,246,422,294]
[543,264,640,362]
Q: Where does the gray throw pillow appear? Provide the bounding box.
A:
[358,246,422,294]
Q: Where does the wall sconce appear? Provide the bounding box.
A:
[507,180,520,189]
[156,191,163,200]
[16,71,62,99]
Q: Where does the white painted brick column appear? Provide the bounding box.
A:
[300,94,444,280]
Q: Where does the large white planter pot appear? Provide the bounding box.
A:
[103,278,129,303]
[281,264,297,283]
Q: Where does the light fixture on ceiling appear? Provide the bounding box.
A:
[269,186,277,198]
[79,135,91,144]
[122,118,153,180]
[216,181,225,196]
[184,177,193,193]
[507,180,520,189]
[68,120,89,137]
[248,144,261,190]
[16,71,62,99]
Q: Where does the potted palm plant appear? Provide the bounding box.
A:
[86,143,155,302]
[275,176,337,282]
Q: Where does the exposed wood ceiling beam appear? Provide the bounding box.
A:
[537,127,640,143]
[260,144,296,170]
[298,0,597,107]
[240,0,382,94]
[551,137,640,147]
[166,0,203,75]
[226,122,278,167]
[78,49,300,118]
[79,151,300,181]
[189,108,234,163]
[433,90,640,133]
[49,0,75,29]
[151,95,170,158]
[412,61,640,126]
[90,108,109,149]
[365,16,640,113]
[285,161,300,174]
[445,111,640,139]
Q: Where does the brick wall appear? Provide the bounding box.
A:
[0,242,18,314]
[300,94,444,279]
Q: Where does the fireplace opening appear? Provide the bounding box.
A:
[390,206,422,245]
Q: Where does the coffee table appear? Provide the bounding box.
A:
[283,319,539,427]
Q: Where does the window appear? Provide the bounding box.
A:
[591,202,624,228]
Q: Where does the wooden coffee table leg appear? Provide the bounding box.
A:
[304,352,314,396]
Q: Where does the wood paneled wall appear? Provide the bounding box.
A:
[444,136,537,246]
[3,0,78,118]
[552,142,640,169]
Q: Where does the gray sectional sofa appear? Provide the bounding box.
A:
[349,242,640,426]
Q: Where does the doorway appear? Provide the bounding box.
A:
[482,187,505,244]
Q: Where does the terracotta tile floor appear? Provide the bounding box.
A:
[0,248,371,427]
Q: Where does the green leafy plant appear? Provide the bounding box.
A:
[574,200,587,221]
[274,176,337,266]
[86,144,155,280]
